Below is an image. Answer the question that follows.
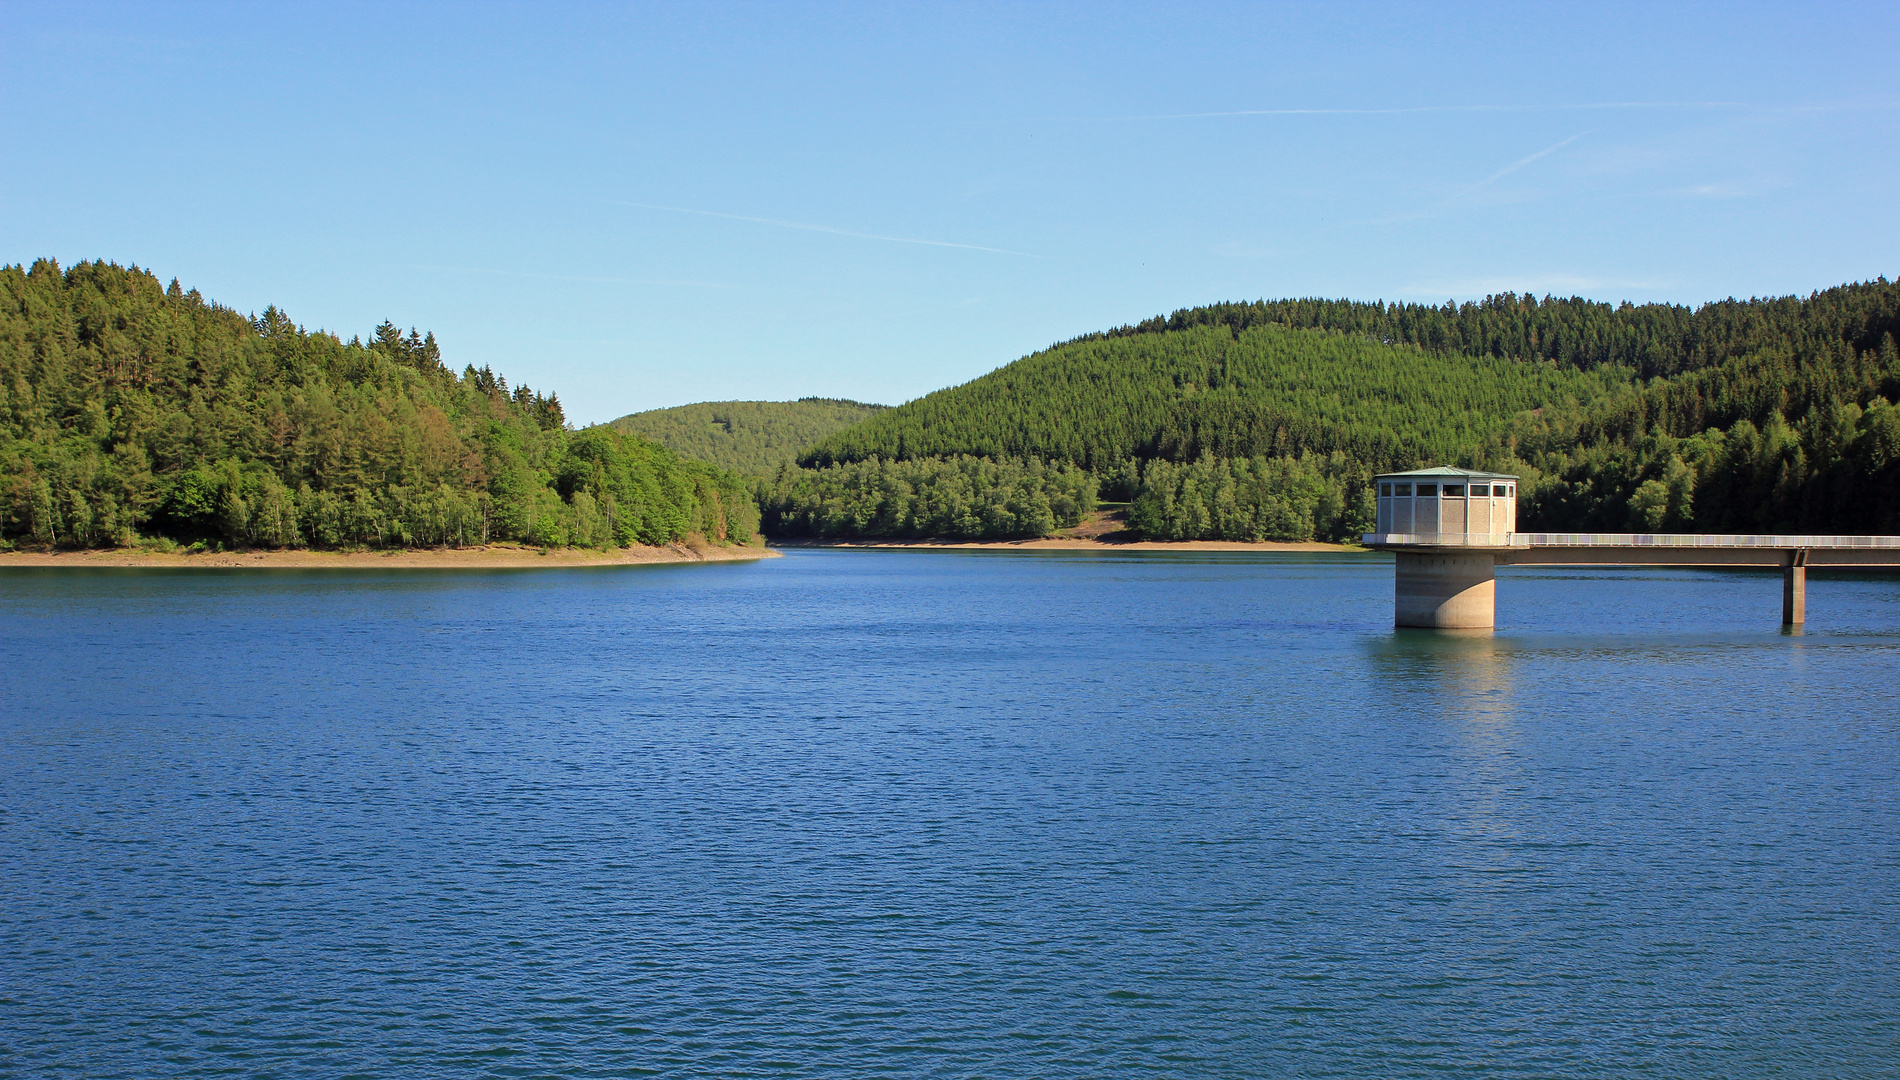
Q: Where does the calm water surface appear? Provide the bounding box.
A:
[2,550,1897,1078]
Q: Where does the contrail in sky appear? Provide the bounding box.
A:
[617,202,1038,257]
[1478,131,1590,185]
[1353,129,1594,225]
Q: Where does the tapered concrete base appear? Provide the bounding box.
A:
[1782,552,1806,626]
[1395,552,1497,628]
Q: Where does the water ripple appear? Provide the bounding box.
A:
[2,553,1897,1078]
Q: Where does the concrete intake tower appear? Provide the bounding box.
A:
[1373,468,1517,629]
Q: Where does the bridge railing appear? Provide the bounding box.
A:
[1364,533,1900,550]
[1519,533,1900,549]
[1362,533,1519,547]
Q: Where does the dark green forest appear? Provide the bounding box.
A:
[609,397,888,476]
[1,260,757,550]
[783,279,1900,541]
[759,455,1096,540]
[1076,284,1900,380]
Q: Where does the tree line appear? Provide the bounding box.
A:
[1127,453,1376,543]
[1073,280,1900,381]
[1,259,757,551]
[758,455,1095,540]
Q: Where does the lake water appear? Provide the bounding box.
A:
[3,549,1897,1078]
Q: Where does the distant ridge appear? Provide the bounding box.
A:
[1055,283,1900,377]
[607,398,888,477]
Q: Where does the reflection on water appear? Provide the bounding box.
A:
[1368,630,1529,899]
[2,551,1898,1080]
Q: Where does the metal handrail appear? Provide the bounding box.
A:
[1364,532,1900,549]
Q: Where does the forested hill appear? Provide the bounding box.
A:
[800,324,1625,471]
[773,322,1625,543]
[1,259,757,550]
[776,279,1900,541]
[608,398,887,476]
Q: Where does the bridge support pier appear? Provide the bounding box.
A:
[1782,550,1807,626]
[1395,551,1496,629]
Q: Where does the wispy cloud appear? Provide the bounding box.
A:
[1355,131,1592,225]
[1671,182,1759,199]
[414,264,729,288]
[616,202,1039,257]
[1084,101,1748,122]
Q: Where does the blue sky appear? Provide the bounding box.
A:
[5,2,1897,423]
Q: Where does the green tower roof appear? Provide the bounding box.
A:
[1374,466,1518,480]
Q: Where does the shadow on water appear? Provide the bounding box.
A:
[0,559,757,605]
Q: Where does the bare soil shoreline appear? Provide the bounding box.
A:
[0,541,779,570]
[764,506,1365,554]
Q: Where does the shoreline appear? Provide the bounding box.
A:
[0,542,779,570]
[763,506,1366,554]
[0,536,1367,567]
[769,536,1362,553]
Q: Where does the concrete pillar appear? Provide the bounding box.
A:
[1395,551,1496,629]
[1782,550,1807,626]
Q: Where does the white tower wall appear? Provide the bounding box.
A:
[1373,473,1517,545]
